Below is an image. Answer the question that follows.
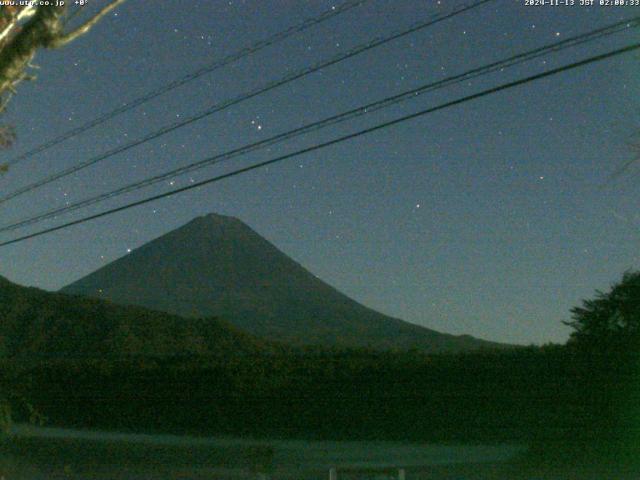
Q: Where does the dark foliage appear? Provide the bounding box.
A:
[565,270,640,351]
[0,347,600,444]
[557,271,640,461]
[0,275,268,358]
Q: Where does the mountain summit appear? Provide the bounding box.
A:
[62,214,499,352]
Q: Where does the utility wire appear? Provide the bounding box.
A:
[1,42,638,248]
[2,0,368,168]
[0,0,494,203]
[0,16,637,234]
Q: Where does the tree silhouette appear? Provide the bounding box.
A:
[0,1,126,168]
[0,2,126,104]
[565,270,640,351]
[559,271,640,462]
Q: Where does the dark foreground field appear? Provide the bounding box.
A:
[1,427,638,480]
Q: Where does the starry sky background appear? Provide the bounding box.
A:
[0,0,638,345]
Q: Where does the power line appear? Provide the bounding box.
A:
[1,16,636,234]
[1,42,637,248]
[3,0,367,168]
[0,0,494,204]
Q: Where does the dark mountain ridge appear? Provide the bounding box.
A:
[0,275,265,358]
[62,214,503,353]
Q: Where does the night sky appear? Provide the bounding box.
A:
[0,0,638,345]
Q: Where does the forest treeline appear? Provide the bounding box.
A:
[1,347,636,454]
[0,272,638,463]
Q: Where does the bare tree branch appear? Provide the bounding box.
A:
[0,1,126,162]
[50,0,127,48]
[0,6,65,97]
[0,6,36,45]
[0,125,15,150]
[0,1,126,105]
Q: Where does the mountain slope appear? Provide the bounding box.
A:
[62,214,502,353]
[0,275,265,358]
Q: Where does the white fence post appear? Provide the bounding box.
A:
[329,467,338,480]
